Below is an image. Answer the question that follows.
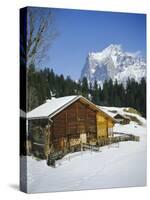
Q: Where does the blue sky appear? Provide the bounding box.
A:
[39,8,146,80]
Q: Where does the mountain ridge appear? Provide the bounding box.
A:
[80,44,146,86]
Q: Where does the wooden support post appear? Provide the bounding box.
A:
[85,105,88,134]
[45,119,52,160]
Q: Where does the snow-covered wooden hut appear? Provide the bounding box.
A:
[113,113,130,124]
[27,95,116,158]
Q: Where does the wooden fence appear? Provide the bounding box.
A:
[97,133,140,147]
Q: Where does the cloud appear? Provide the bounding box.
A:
[126,51,141,57]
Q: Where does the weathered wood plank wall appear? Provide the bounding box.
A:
[52,100,97,151]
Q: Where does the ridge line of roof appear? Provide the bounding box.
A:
[48,95,81,119]
[27,95,116,122]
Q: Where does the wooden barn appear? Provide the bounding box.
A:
[113,113,130,124]
[27,96,116,158]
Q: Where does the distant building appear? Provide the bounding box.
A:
[113,113,130,124]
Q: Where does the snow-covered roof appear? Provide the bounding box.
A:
[20,109,27,118]
[27,95,116,122]
[113,113,130,120]
[97,106,116,118]
[27,96,80,120]
[98,106,132,121]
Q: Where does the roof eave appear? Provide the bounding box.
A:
[27,116,49,120]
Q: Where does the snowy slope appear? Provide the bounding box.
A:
[22,118,147,193]
[80,44,146,86]
[99,106,146,126]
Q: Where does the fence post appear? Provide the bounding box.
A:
[81,143,83,156]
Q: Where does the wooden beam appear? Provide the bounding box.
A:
[86,105,88,133]
[65,110,67,135]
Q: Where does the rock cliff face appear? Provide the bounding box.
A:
[80,44,146,86]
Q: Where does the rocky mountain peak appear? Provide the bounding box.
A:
[80,44,146,86]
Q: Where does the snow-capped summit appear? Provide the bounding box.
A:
[80,44,146,86]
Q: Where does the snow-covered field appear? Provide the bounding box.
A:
[22,118,147,193]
